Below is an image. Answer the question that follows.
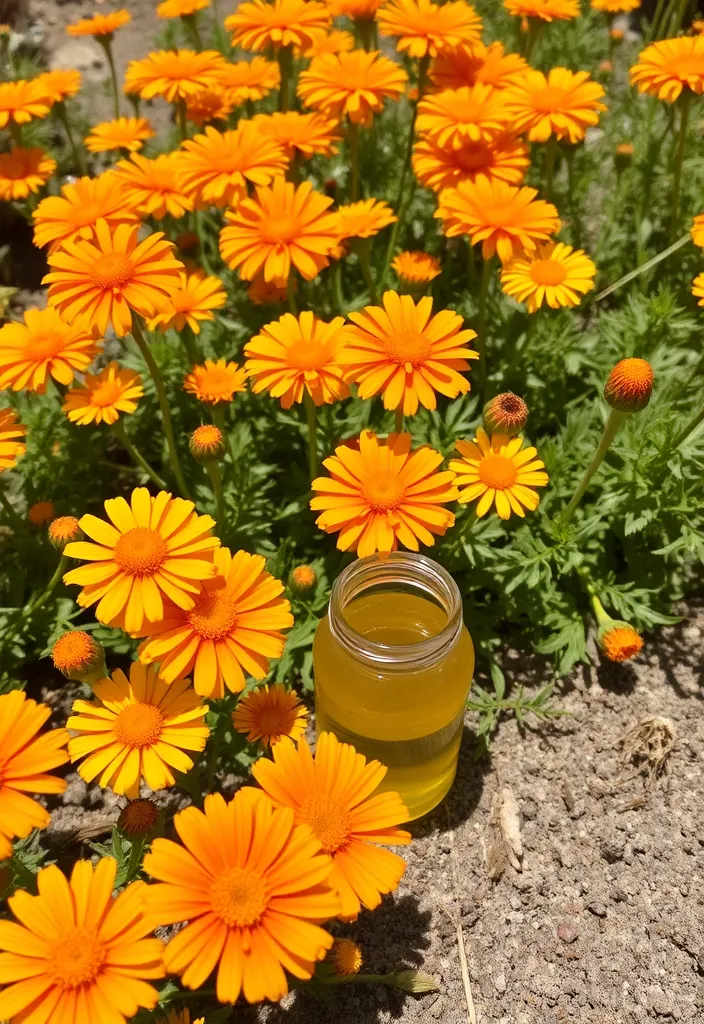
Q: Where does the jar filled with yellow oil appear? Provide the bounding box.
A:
[313,552,474,820]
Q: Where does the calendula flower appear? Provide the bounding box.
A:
[51,629,106,682]
[429,40,528,92]
[253,732,411,917]
[598,622,644,662]
[157,0,210,17]
[336,198,397,239]
[0,78,53,128]
[0,407,26,472]
[252,110,340,159]
[329,0,382,17]
[503,0,579,20]
[0,858,164,1024]
[220,177,341,282]
[28,500,56,526]
[68,663,209,797]
[392,250,442,284]
[62,362,144,426]
[0,690,69,859]
[0,146,56,201]
[148,270,227,334]
[34,67,82,102]
[692,214,704,246]
[225,0,331,52]
[603,357,654,412]
[118,797,160,836]
[49,515,82,551]
[32,173,139,252]
[67,9,131,36]
[0,306,99,394]
[450,428,548,519]
[592,0,640,9]
[124,49,226,103]
[311,430,457,556]
[435,178,560,262]
[329,938,363,975]
[298,50,408,126]
[232,682,308,746]
[692,272,704,306]
[184,359,247,404]
[500,242,597,312]
[244,310,349,408]
[305,28,356,56]
[417,83,511,149]
[143,787,339,1003]
[185,89,236,126]
[630,35,704,101]
[413,132,529,191]
[483,391,528,436]
[43,219,184,338]
[137,547,293,697]
[85,116,155,153]
[503,68,607,144]
[114,152,193,220]
[189,424,226,462]
[218,56,280,103]
[178,122,288,208]
[62,486,220,632]
[377,0,483,58]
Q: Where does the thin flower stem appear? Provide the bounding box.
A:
[394,406,403,434]
[111,420,168,489]
[206,460,226,526]
[27,555,69,615]
[100,38,121,119]
[594,233,690,302]
[357,16,374,50]
[0,487,23,530]
[561,408,627,525]
[183,12,203,48]
[211,404,233,460]
[523,19,542,60]
[466,239,476,291]
[357,240,379,303]
[287,271,298,315]
[124,836,145,883]
[590,593,611,626]
[333,260,346,315]
[505,309,538,379]
[277,44,293,112]
[130,315,192,500]
[348,120,360,201]
[544,137,558,201]
[670,405,704,451]
[648,0,668,39]
[670,91,691,242]
[477,256,493,394]
[180,323,200,365]
[304,392,318,480]
[55,104,87,176]
[177,100,188,141]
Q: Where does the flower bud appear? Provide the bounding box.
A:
[609,27,624,44]
[51,630,106,684]
[189,424,226,463]
[483,392,528,437]
[328,938,363,976]
[28,501,55,526]
[598,621,644,663]
[614,142,634,171]
[288,564,318,597]
[118,798,160,837]
[604,358,654,412]
[48,515,82,552]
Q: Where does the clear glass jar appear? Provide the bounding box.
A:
[313,552,474,820]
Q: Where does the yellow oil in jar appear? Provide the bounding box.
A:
[313,590,474,820]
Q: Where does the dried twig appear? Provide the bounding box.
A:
[610,715,677,809]
[439,906,477,1024]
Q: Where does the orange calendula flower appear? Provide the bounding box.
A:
[691,213,704,246]
[225,0,331,52]
[68,663,209,797]
[178,122,288,208]
[429,40,528,92]
[184,359,247,404]
[67,9,131,36]
[34,68,82,102]
[0,690,69,859]
[392,250,442,284]
[311,429,458,556]
[603,357,654,412]
[413,132,529,191]
[0,306,100,393]
[218,56,280,103]
[32,172,139,251]
[232,682,308,746]
[340,291,477,415]
[377,0,482,58]
[157,0,210,16]
[503,68,607,144]
[417,83,511,149]
[28,500,56,526]
[435,178,560,263]
[0,407,27,472]
[298,49,408,126]
[220,177,341,282]
[62,486,220,632]
[143,787,339,1003]
[450,428,549,520]
[185,89,236,126]
[114,152,194,220]
[692,272,704,306]
[0,146,56,201]
[0,859,164,1023]
[137,547,293,697]
[85,116,155,153]
[253,732,411,918]
[244,310,349,408]
[48,515,82,552]
[252,110,341,159]
[598,623,644,662]
[62,362,144,426]
[43,219,184,338]
[630,35,704,102]
[500,242,597,312]
[0,79,53,128]
[592,0,640,9]
[148,270,227,334]
[189,424,226,463]
[328,0,382,17]
[124,49,226,103]
[305,28,356,56]
[336,198,396,239]
[52,630,107,682]
[503,0,579,20]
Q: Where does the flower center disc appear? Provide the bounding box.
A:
[362,471,406,512]
[200,369,235,398]
[210,866,269,927]
[384,330,432,368]
[91,253,135,291]
[52,631,94,671]
[46,928,106,989]
[114,527,168,576]
[530,259,567,286]
[533,86,569,111]
[188,589,238,641]
[90,381,124,407]
[25,331,66,360]
[478,453,517,490]
[256,706,295,738]
[260,214,299,244]
[297,796,351,854]
[455,142,492,172]
[114,702,164,748]
[287,338,329,371]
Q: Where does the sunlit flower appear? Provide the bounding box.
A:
[693,271,704,306]
[435,178,560,262]
[392,250,441,284]
[144,787,339,1002]
[63,362,144,426]
[62,486,219,632]
[483,391,528,436]
[298,50,407,126]
[85,116,155,153]
[336,198,396,238]
[114,152,193,220]
[413,132,529,191]
[0,78,53,128]
[503,0,579,20]
[0,690,69,859]
[603,357,654,412]
[253,732,411,917]
[252,110,340,159]
[329,938,363,975]
[49,515,82,551]
[44,219,184,338]
[377,0,482,58]
[225,0,331,52]
[189,424,225,463]
[67,9,131,36]
[68,662,208,797]
[245,310,349,407]
[328,0,382,16]
[51,629,106,682]
[233,682,308,746]
[692,213,704,246]
[592,0,640,10]
[34,67,82,102]
[450,428,548,519]
[503,68,606,144]
[178,122,288,208]
[598,622,644,662]
[417,83,511,149]
[220,177,340,282]
[0,306,99,394]
[217,56,280,103]
[184,359,247,404]
[311,429,457,555]
[0,146,56,201]
[118,797,160,836]
[630,35,704,101]
[0,407,26,473]
[157,0,210,16]
[185,89,236,126]
[0,858,164,1024]
[305,28,356,56]
[124,49,226,103]
[429,40,528,92]
[33,173,138,253]
[500,242,597,312]
[147,270,227,334]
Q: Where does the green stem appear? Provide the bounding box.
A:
[357,239,378,303]
[180,323,200,365]
[357,16,374,50]
[206,460,226,526]
[130,315,191,499]
[183,12,203,48]
[111,420,168,489]
[590,594,611,627]
[348,120,360,202]
[333,260,346,315]
[561,408,627,525]
[523,19,542,60]
[286,271,298,315]
[0,487,23,530]
[177,100,187,141]
[477,256,493,394]
[9,122,22,147]
[124,836,145,883]
[544,136,557,201]
[27,555,68,615]
[304,392,318,480]
[394,406,403,434]
[670,92,691,242]
[667,0,689,35]
[594,233,690,302]
[505,310,538,379]
[670,405,704,451]
[212,403,233,461]
[55,104,88,176]
[277,44,293,112]
[648,0,668,39]
[99,37,121,119]
[466,239,475,291]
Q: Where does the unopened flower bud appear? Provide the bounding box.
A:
[609,27,624,44]
[48,515,82,552]
[604,357,654,412]
[328,938,363,976]
[483,392,528,437]
[28,501,55,526]
[189,424,226,462]
[288,564,317,597]
[324,177,338,199]
[614,142,634,171]
[51,630,106,684]
[118,798,160,837]
[598,621,644,663]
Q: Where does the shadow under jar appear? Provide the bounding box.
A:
[313,552,475,821]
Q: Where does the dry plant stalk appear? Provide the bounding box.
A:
[486,786,523,881]
[612,715,677,809]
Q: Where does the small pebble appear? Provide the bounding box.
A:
[557,922,579,943]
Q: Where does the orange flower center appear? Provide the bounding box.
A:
[49,515,80,542]
[602,626,643,663]
[114,527,168,576]
[481,202,515,228]
[91,252,135,293]
[454,141,493,172]
[46,929,106,989]
[255,704,297,739]
[52,631,95,671]
[25,330,67,360]
[478,453,517,490]
[383,330,432,369]
[287,338,329,372]
[532,86,569,111]
[114,702,164,748]
[192,424,222,448]
[529,258,566,286]
[197,369,237,399]
[259,214,300,244]
[119,797,159,834]
[90,380,124,407]
[361,471,405,512]
[609,357,653,395]
[210,866,269,927]
[188,589,238,641]
[296,795,351,854]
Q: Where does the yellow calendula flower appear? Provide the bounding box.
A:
[0,306,100,393]
[630,35,704,102]
[0,146,56,201]
[449,428,548,520]
[148,271,227,334]
[232,682,308,747]
[84,116,155,154]
[500,242,597,312]
[184,359,248,404]
[62,363,144,426]
[503,68,606,144]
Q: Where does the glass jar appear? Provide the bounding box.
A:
[313,551,474,821]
